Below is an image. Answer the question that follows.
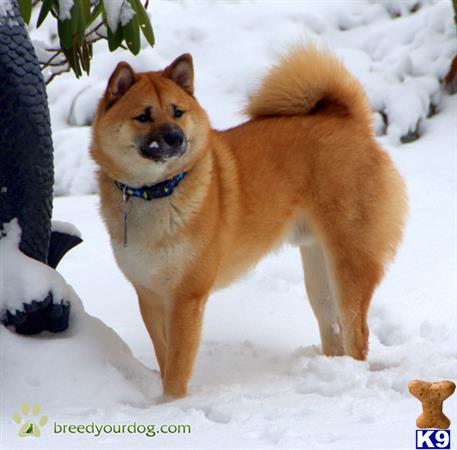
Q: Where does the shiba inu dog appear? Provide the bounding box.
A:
[91,46,407,399]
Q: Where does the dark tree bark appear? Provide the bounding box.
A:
[0,0,53,262]
[0,0,81,334]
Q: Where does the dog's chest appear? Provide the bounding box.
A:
[110,201,189,292]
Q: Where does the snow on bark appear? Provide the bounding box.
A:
[0,219,70,313]
[0,0,12,19]
[51,220,82,238]
[0,0,16,26]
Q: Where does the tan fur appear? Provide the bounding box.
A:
[91,47,408,399]
[246,45,372,128]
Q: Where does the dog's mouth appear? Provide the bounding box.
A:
[138,124,187,162]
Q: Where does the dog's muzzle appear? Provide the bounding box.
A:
[139,124,187,162]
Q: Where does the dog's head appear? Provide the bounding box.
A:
[91,54,210,186]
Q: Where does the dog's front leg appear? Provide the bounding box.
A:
[163,293,208,399]
[136,286,168,377]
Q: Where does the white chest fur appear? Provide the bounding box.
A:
[110,198,190,295]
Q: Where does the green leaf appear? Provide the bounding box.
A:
[131,0,154,47]
[63,47,82,78]
[81,0,91,23]
[75,0,88,43]
[80,41,91,74]
[74,53,82,77]
[107,21,124,51]
[18,0,32,24]
[58,0,87,49]
[88,0,104,27]
[36,0,54,27]
[85,42,92,74]
[57,0,76,49]
[122,6,140,55]
[58,17,74,49]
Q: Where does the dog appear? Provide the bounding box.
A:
[90,46,407,399]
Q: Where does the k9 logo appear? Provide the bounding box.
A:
[416,430,450,449]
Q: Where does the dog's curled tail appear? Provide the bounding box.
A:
[245,46,372,128]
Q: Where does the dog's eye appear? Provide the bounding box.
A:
[135,114,149,123]
[133,108,152,123]
[173,106,184,119]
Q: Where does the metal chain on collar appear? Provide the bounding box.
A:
[120,187,131,248]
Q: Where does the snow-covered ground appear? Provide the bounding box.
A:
[1,1,456,449]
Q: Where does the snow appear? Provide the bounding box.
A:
[58,0,74,21]
[119,0,135,28]
[103,0,136,33]
[0,0,12,18]
[0,0,17,26]
[103,0,123,33]
[51,220,81,238]
[1,1,457,448]
[0,220,70,313]
[373,0,422,17]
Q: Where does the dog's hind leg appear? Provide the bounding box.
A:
[300,243,344,357]
[323,239,385,361]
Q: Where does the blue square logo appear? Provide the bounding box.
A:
[416,430,450,449]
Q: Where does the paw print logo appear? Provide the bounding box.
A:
[12,403,48,437]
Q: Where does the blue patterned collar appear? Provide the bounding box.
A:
[114,172,187,201]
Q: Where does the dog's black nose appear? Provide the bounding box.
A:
[163,129,184,147]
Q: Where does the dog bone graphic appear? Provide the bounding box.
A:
[408,379,456,429]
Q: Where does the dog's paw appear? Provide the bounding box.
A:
[157,389,187,404]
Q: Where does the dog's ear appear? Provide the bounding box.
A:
[163,54,194,95]
[105,62,136,107]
